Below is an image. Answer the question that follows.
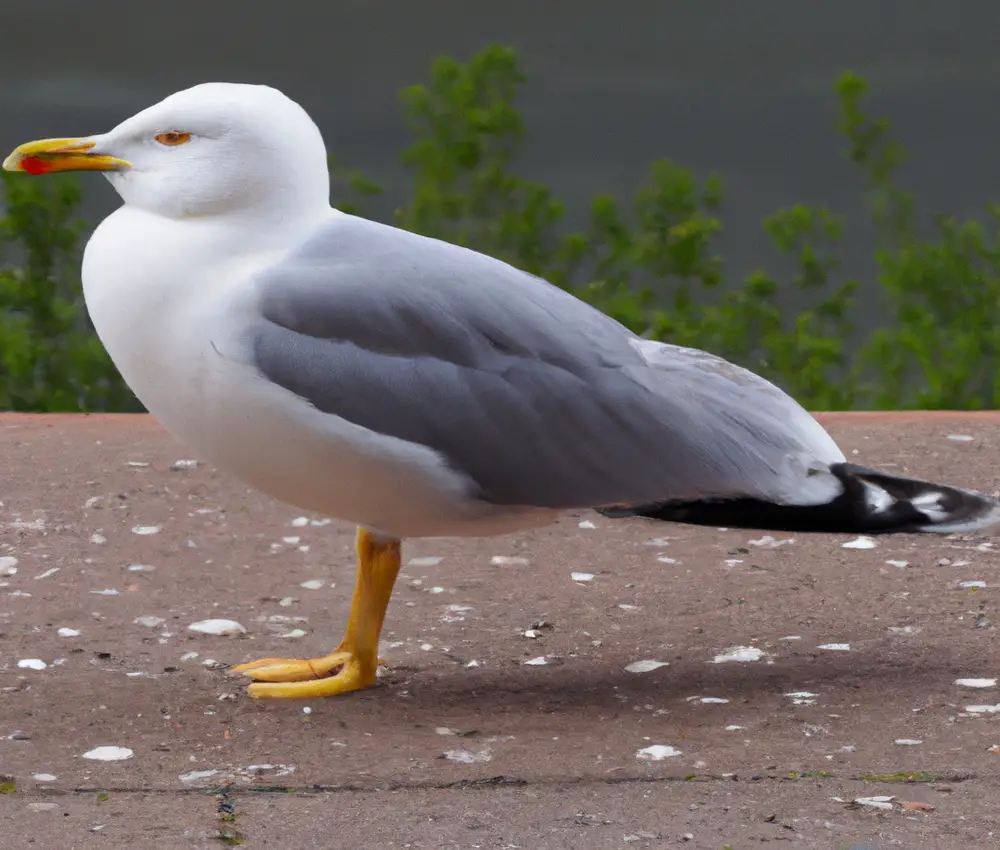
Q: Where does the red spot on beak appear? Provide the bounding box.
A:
[20,156,50,175]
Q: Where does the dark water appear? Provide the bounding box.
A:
[2,0,999,295]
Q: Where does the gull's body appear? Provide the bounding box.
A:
[6,82,999,701]
[83,204,558,538]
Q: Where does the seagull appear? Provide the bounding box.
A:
[5,83,998,700]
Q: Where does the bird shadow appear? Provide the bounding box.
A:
[250,647,971,726]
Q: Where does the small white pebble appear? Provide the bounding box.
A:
[188,619,247,636]
[635,744,682,761]
[571,572,594,583]
[578,520,597,529]
[82,746,133,761]
[277,596,295,607]
[657,555,678,564]
[842,536,876,549]
[947,434,974,441]
[817,643,851,651]
[959,580,987,589]
[131,525,161,536]
[625,660,669,674]
[302,706,312,715]
[89,533,107,545]
[885,559,909,568]
[523,656,548,666]
[291,516,309,527]
[785,691,819,705]
[894,738,922,746]
[127,564,155,573]
[32,774,56,782]
[419,642,434,651]
[170,459,199,470]
[854,795,895,810]
[725,725,744,731]
[956,678,997,689]
[282,536,300,545]
[180,652,199,661]
[428,586,446,594]
[179,769,219,783]
[407,556,443,567]
[17,658,47,670]
[444,748,492,764]
[696,697,729,704]
[712,646,764,663]
[0,556,17,575]
[281,629,308,639]
[747,535,795,548]
[57,627,81,638]
[126,460,149,468]
[90,589,120,596]
[490,555,529,566]
[465,659,481,668]
[134,616,165,629]
[299,579,326,590]
[966,704,1000,714]
[34,567,60,580]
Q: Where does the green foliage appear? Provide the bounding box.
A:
[381,48,1000,411]
[1,45,997,411]
[0,172,139,411]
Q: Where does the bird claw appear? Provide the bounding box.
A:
[230,651,353,682]
[244,654,379,700]
[231,650,388,691]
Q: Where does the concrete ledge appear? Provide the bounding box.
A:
[1,412,998,846]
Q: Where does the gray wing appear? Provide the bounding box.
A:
[245,213,844,509]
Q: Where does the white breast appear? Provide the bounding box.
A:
[83,208,259,444]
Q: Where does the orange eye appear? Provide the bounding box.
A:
[155,131,191,146]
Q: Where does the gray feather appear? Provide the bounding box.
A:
[246,213,843,509]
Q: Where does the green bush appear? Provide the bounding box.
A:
[0,172,140,411]
[2,45,997,412]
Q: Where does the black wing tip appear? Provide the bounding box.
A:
[601,462,1000,536]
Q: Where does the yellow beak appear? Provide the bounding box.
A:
[2,137,131,175]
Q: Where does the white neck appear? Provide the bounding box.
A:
[80,202,336,429]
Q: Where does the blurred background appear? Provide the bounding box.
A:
[2,0,1000,412]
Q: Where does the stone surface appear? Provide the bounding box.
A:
[1,412,999,847]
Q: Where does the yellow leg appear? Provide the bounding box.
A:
[231,528,402,699]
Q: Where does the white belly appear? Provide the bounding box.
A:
[81,210,555,539]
